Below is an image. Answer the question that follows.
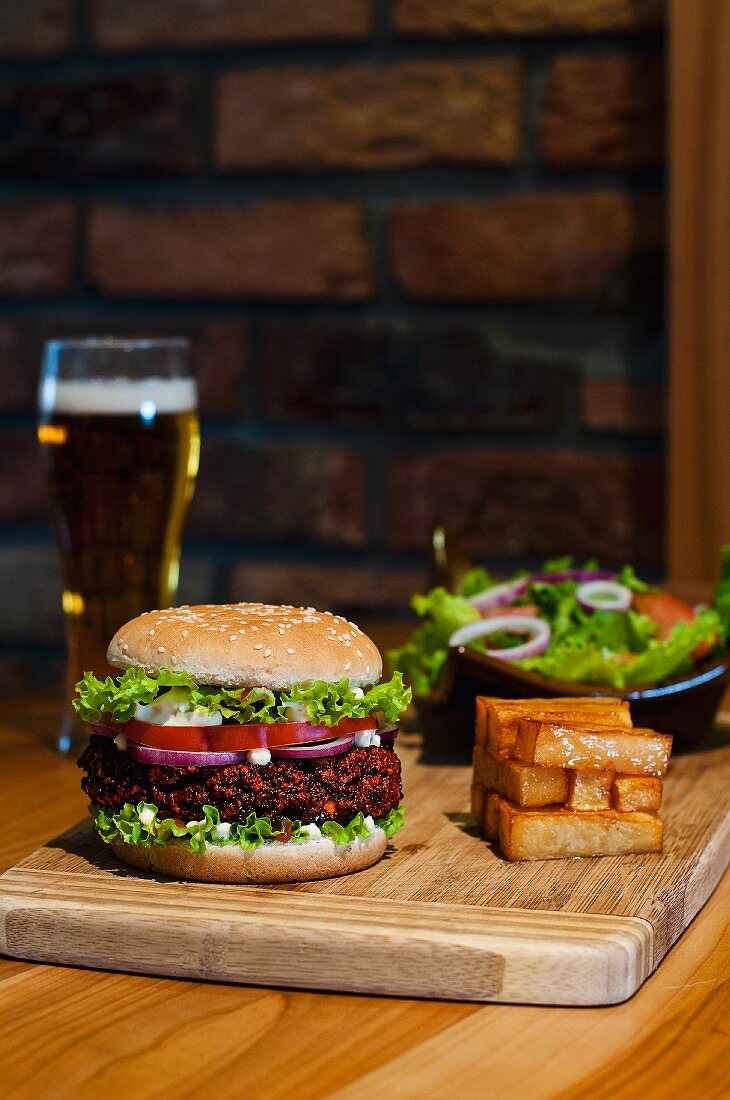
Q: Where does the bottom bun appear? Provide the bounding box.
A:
[112,828,388,884]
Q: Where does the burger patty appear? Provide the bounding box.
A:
[79,735,402,827]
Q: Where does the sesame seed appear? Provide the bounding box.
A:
[287,647,295,654]
[148,629,155,637]
[254,643,263,650]
[157,646,165,653]
[356,649,362,658]
[122,643,128,651]
[229,635,238,641]
[264,648,272,657]
[345,661,351,670]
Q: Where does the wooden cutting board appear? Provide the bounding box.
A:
[1,739,728,1007]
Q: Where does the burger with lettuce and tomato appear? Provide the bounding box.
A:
[76,603,409,884]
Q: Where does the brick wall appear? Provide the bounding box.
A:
[0,0,665,689]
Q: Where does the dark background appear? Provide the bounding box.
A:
[0,0,665,690]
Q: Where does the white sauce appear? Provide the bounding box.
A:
[300,823,322,840]
[283,702,310,723]
[246,747,271,766]
[134,687,222,727]
[113,733,128,752]
[354,729,378,748]
[139,806,155,829]
[211,822,232,842]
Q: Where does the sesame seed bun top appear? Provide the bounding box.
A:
[107,603,383,690]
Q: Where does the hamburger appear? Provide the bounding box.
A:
[76,603,409,884]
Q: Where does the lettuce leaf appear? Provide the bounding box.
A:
[377,803,406,837]
[74,669,410,727]
[711,544,730,644]
[616,564,656,594]
[518,608,721,689]
[388,587,479,694]
[90,801,405,852]
[458,567,495,598]
[320,812,372,844]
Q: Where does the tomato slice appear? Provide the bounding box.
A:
[93,714,378,753]
[633,591,716,661]
[633,592,695,638]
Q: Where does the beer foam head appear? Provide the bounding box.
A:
[41,376,197,416]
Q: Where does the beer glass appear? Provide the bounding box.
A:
[38,338,200,751]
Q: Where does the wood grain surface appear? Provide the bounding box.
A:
[0,704,728,1098]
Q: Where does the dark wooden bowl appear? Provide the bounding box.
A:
[415,646,730,764]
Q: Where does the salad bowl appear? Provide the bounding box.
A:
[397,531,730,762]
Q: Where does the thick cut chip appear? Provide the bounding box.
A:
[612,775,663,812]
[478,697,632,757]
[475,696,502,750]
[497,799,663,861]
[513,720,672,776]
[566,769,612,811]
[484,791,501,841]
[474,744,568,807]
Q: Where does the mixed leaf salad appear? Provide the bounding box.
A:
[390,550,730,694]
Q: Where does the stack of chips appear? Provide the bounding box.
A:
[472,697,671,861]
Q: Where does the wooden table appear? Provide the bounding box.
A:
[1,701,728,1100]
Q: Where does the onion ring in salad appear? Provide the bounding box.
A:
[467,569,616,611]
[448,615,551,661]
[577,580,632,613]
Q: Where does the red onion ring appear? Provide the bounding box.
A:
[90,723,116,738]
[127,740,251,767]
[537,568,616,585]
[449,615,551,661]
[468,569,616,611]
[125,735,359,766]
[269,734,355,760]
[468,578,528,610]
[577,580,632,613]
[377,725,399,745]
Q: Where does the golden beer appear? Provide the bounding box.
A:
[38,347,199,748]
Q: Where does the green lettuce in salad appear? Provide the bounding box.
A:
[74,668,410,727]
[91,801,405,854]
[390,552,730,693]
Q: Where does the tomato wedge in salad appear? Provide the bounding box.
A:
[633,591,717,661]
[91,715,378,753]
